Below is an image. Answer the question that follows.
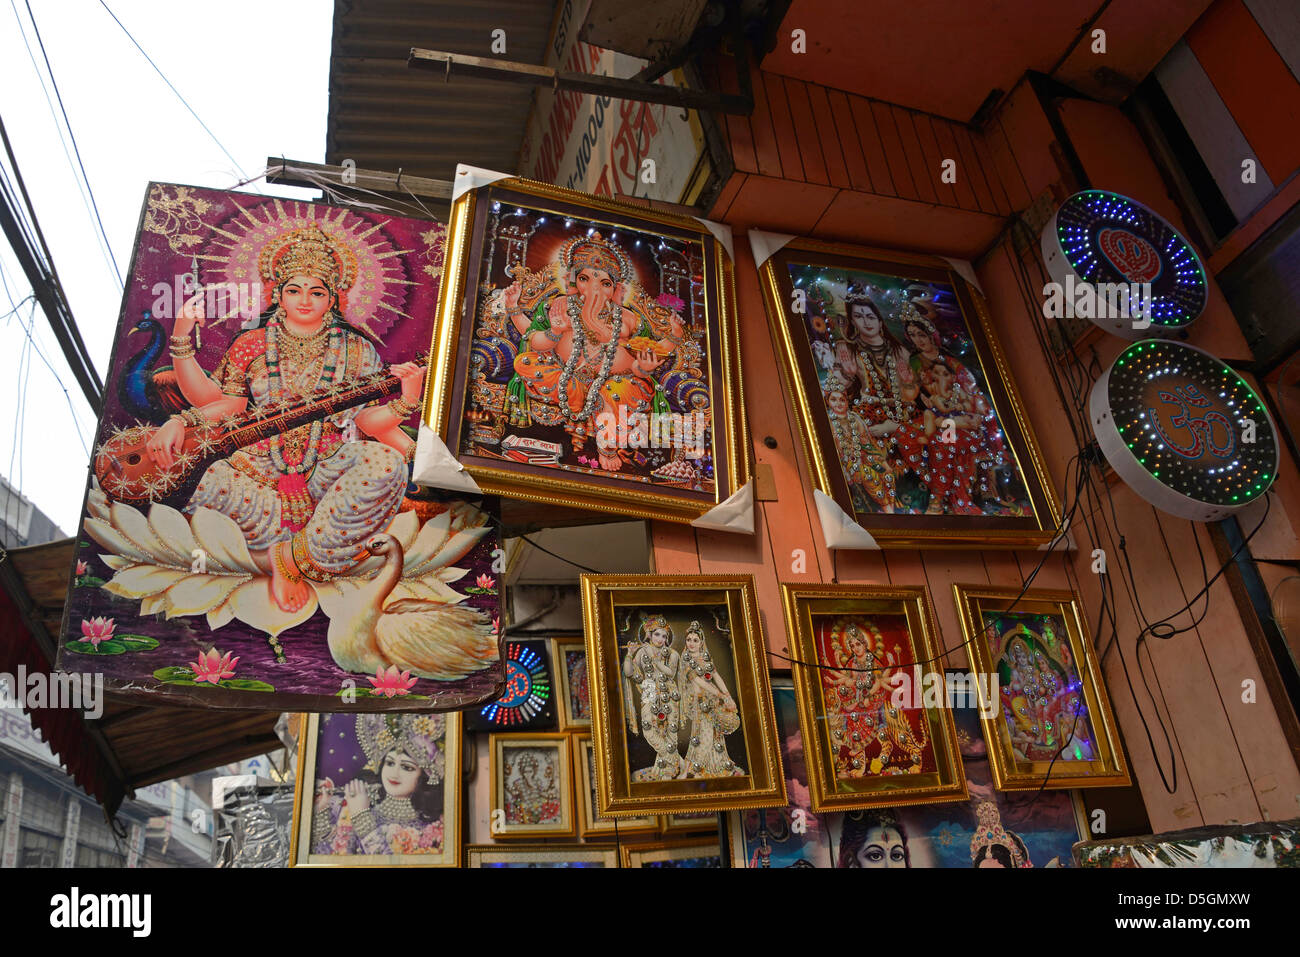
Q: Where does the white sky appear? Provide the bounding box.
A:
[0,0,331,535]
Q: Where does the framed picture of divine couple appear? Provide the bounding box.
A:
[758,237,1062,548]
[57,182,505,713]
[422,174,750,525]
[580,575,786,816]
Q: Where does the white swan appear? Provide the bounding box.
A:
[318,533,498,680]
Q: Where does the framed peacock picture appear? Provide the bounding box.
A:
[56,183,506,712]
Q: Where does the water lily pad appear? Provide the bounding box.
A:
[219,678,274,692]
[76,576,106,588]
[153,666,197,682]
[66,640,126,655]
[116,635,159,651]
[338,687,427,699]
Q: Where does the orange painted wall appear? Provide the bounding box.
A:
[653,64,1300,832]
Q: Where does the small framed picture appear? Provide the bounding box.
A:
[465,844,619,868]
[489,732,576,838]
[290,712,462,867]
[552,637,592,729]
[756,235,1061,548]
[621,840,722,868]
[953,584,1131,791]
[572,734,657,838]
[661,811,721,835]
[465,639,557,731]
[422,174,751,524]
[782,583,967,811]
[580,574,786,817]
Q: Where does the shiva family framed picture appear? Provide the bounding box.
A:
[952,584,1131,790]
[757,236,1061,548]
[289,712,462,867]
[421,173,750,523]
[782,583,967,811]
[580,574,786,817]
[57,183,505,712]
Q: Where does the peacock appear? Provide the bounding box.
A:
[118,313,187,423]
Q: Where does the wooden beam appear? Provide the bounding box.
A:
[407,48,752,115]
[266,158,454,202]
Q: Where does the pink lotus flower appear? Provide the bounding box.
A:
[76,560,88,577]
[492,616,500,636]
[190,648,239,684]
[79,617,115,646]
[368,665,417,698]
[476,573,496,590]
[656,293,686,312]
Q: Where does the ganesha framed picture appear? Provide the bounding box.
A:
[580,574,785,817]
[782,583,967,811]
[953,585,1130,791]
[421,174,750,524]
[489,732,576,838]
[757,235,1060,548]
[290,711,462,867]
[56,183,505,712]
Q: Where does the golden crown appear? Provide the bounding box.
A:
[898,299,937,335]
[259,224,358,293]
[559,231,632,284]
[970,801,1026,866]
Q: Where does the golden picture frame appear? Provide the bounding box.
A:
[952,584,1131,790]
[621,839,722,868]
[571,733,657,838]
[551,637,592,729]
[488,731,576,839]
[660,811,721,835]
[289,712,462,867]
[757,236,1061,548]
[581,573,786,816]
[464,844,619,868]
[783,583,967,812]
[421,174,750,524]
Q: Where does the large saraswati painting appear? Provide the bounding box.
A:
[56,184,505,711]
[758,236,1060,548]
[423,176,749,524]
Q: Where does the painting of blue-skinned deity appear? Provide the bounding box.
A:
[618,607,749,784]
[430,181,750,525]
[732,676,1083,867]
[56,183,505,712]
[291,712,461,866]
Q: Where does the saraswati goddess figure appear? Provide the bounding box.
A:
[142,224,426,613]
[498,231,687,471]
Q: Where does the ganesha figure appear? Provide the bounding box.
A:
[497,231,687,471]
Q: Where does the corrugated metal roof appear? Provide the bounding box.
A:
[327,0,559,188]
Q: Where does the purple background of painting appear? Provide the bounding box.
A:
[58,184,502,708]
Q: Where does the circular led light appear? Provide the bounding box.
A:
[1041,190,1207,340]
[1090,340,1278,521]
[476,642,551,727]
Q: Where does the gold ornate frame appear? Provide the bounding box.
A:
[620,838,722,868]
[581,573,786,815]
[952,584,1131,790]
[489,731,577,839]
[783,583,968,811]
[289,712,462,867]
[465,843,619,867]
[661,811,721,835]
[421,175,750,524]
[757,237,1062,548]
[571,733,658,838]
[551,637,591,729]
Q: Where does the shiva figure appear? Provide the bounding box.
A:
[497,231,686,471]
[623,614,686,781]
[144,224,425,613]
[312,714,447,856]
[677,620,745,778]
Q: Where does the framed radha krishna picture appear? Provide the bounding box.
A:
[290,712,462,867]
[56,183,504,712]
[580,574,785,817]
[757,236,1060,548]
[782,583,967,811]
[422,174,750,524]
[953,585,1130,790]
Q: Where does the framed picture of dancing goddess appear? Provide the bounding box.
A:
[580,574,785,817]
[57,184,504,712]
[757,237,1060,548]
[422,174,749,524]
